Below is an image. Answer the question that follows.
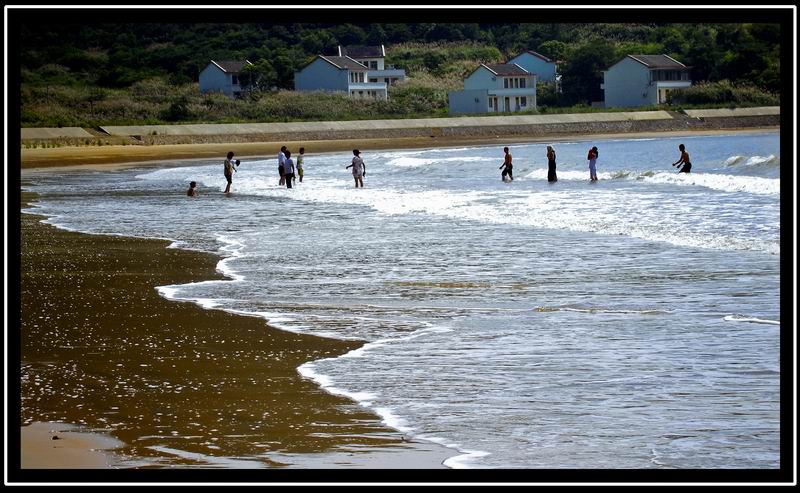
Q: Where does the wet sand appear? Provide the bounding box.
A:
[18,193,456,471]
[20,127,778,170]
[21,422,124,469]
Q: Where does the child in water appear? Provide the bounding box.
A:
[223,151,238,194]
[346,149,365,188]
[187,181,198,197]
[296,147,305,183]
[672,144,692,173]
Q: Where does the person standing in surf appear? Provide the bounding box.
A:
[546,145,558,182]
[672,144,692,173]
[346,149,365,188]
[223,151,238,194]
[588,146,599,181]
[296,147,305,183]
[283,150,295,189]
[278,146,287,186]
[499,146,513,181]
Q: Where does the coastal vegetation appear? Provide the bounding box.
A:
[19,23,781,127]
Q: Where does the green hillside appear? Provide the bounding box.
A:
[18,23,781,127]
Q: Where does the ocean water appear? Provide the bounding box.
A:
[23,132,782,469]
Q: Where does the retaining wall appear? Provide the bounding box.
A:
[21,107,780,146]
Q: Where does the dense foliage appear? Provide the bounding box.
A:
[18,22,781,126]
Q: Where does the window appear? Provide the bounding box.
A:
[370,61,378,70]
[521,96,527,107]
[504,78,509,89]
[520,78,526,88]
[232,75,239,85]
[370,78,378,83]
[488,98,494,110]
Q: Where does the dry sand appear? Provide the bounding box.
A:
[17,193,456,471]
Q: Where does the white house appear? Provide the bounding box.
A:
[337,45,406,86]
[601,54,692,108]
[294,55,387,100]
[199,60,254,98]
[448,63,537,114]
[507,50,559,84]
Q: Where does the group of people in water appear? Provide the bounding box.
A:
[186,143,691,196]
[277,146,305,188]
[495,143,689,184]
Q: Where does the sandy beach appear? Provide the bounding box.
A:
[18,192,456,471]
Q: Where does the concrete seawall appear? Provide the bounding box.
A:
[20,107,780,147]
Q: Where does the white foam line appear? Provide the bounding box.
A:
[296,324,492,468]
[723,315,781,326]
[146,445,267,469]
[556,307,673,315]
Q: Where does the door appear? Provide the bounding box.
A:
[504,97,510,112]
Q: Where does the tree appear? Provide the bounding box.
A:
[560,41,617,105]
[331,24,366,46]
[385,24,412,43]
[366,24,386,45]
[240,59,277,91]
[537,40,567,61]
[271,49,296,89]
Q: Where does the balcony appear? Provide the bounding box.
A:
[348,82,387,91]
[655,80,692,89]
[368,68,406,79]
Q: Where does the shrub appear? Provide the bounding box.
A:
[161,96,191,121]
[668,80,779,106]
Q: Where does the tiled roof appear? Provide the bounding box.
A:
[627,54,687,69]
[320,55,369,71]
[483,63,530,76]
[339,45,385,58]
[211,60,252,73]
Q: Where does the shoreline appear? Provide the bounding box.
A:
[20,126,779,170]
[18,193,458,470]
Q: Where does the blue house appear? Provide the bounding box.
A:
[199,60,254,98]
[507,50,559,84]
[338,45,407,86]
[294,55,388,100]
[448,63,537,114]
[601,54,692,108]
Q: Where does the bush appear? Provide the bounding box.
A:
[161,96,191,121]
[668,80,779,106]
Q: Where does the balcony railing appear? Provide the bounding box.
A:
[348,82,387,91]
